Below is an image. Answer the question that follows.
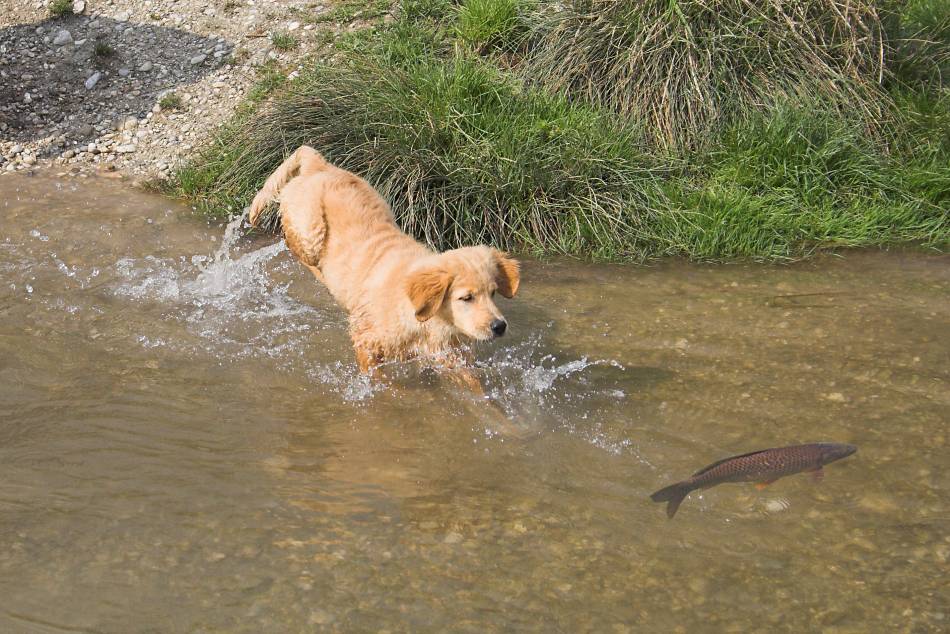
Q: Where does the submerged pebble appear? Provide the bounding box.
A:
[443,532,464,544]
[857,493,900,514]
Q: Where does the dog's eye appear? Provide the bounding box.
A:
[459,294,474,302]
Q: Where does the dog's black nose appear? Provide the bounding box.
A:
[490,319,507,337]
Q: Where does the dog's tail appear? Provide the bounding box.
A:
[248,145,329,227]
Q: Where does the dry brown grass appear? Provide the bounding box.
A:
[526,0,889,149]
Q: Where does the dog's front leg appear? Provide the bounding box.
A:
[354,347,384,375]
[441,365,485,395]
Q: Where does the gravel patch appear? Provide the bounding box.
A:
[0,0,337,181]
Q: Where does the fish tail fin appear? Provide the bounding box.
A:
[650,482,691,519]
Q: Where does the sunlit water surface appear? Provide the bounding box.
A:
[1,173,947,632]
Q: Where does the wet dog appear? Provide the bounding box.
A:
[249,146,520,378]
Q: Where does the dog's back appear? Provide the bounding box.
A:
[249,146,428,314]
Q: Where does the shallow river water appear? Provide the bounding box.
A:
[0,173,947,633]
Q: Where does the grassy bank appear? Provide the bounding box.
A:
[173,0,949,261]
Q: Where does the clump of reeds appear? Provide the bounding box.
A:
[524,0,889,149]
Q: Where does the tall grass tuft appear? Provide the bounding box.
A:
[887,0,950,89]
[455,0,530,52]
[49,0,73,17]
[177,54,672,258]
[525,0,889,149]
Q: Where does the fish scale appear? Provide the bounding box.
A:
[651,443,857,518]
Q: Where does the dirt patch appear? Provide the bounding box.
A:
[0,0,338,181]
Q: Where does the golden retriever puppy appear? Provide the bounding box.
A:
[248,146,520,376]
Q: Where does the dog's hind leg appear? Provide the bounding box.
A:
[281,196,327,268]
[249,146,329,226]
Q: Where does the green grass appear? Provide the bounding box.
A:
[887,0,950,89]
[658,105,949,258]
[456,0,529,52]
[175,54,671,257]
[170,0,950,261]
[304,0,392,24]
[159,93,184,111]
[270,32,299,52]
[49,0,73,17]
[93,42,115,57]
[171,61,290,215]
[243,60,288,105]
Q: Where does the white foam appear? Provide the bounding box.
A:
[306,361,382,402]
[469,333,643,454]
[481,334,626,404]
[113,214,327,361]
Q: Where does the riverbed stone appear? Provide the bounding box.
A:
[53,30,73,46]
[84,72,101,90]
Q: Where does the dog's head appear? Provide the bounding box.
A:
[406,246,520,341]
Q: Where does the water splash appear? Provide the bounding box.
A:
[184,215,285,306]
[480,333,626,406]
[113,214,327,360]
[474,333,645,455]
[306,361,382,402]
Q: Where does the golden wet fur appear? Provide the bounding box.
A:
[249,146,520,374]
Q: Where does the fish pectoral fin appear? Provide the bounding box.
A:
[754,480,777,490]
[810,467,825,482]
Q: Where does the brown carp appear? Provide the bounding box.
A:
[651,442,857,518]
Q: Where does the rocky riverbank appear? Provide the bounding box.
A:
[0,0,340,181]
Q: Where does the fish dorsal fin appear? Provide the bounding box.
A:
[691,449,771,477]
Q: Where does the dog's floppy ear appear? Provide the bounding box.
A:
[493,251,520,298]
[407,267,453,322]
